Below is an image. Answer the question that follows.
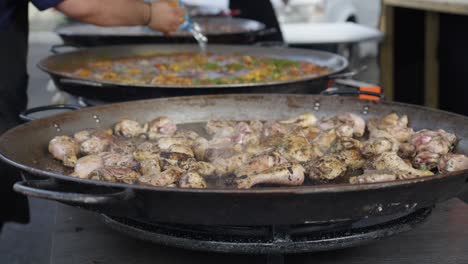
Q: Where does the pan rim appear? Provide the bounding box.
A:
[37,44,348,89]
[1,94,467,194]
[55,18,267,37]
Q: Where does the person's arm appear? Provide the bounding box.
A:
[56,0,185,34]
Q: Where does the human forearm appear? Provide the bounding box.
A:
[56,0,149,27]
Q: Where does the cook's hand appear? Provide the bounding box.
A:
[147,1,186,35]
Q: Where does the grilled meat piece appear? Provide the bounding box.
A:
[211,153,251,175]
[90,166,141,184]
[189,161,216,176]
[179,172,207,188]
[236,163,305,189]
[262,121,289,138]
[235,151,288,176]
[438,154,468,173]
[98,152,139,169]
[319,112,365,138]
[308,155,347,180]
[313,130,337,153]
[157,137,194,150]
[168,144,194,157]
[349,170,397,184]
[159,151,195,170]
[371,152,433,179]
[368,113,413,142]
[362,137,399,157]
[147,116,177,136]
[140,158,161,176]
[205,120,236,137]
[279,113,317,128]
[114,119,147,138]
[109,139,138,155]
[410,129,457,170]
[48,136,79,167]
[71,155,104,179]
[139,166,184,187]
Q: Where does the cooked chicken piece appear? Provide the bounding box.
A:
[205,120,236,137]
[211,153,251,175]
[313,130,337,153]
[438,154,468,173]
[362,137,399,157]
[168,144,194,157]
[98,152,139,169]
[189,161,216,176]
[80,136,109,155]
[371,152,433,179]
[147,116,177,136]
[280,113,317,128]
[276,135,321,163]
[368,113,413,142]
[308,155,347,180]
[140,158,161,176]
[292,126,321,142]
[349,170,397,184]
[409,129,457,169]
[410,129,457,154]
[157,137,194,150]
[114,119,147,138]
[71,155,104,179]
[236,163,305,189]
[73,129,93,144]
[174,130,200,140]
[192,137,209,161]
[179,172,207,188]
[231,130,260,146]
[319,112,365,138]
[109,139,138,155]
[138,166,184,187]
[90,166,141,184]
[248,120,264,134]
[309,137,364,180]
[398,143,416,159]
[159,151,195,170]
[48,136,79,167]
[132,141,160,161]
[235,151,288,176]
[262,121,289,138]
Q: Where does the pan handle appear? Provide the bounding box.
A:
[13,179,134,205]
[50,44,80,54]
[19,104,82,122]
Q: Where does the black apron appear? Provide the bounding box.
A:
[0,0,30,230]
[229,0,283,42]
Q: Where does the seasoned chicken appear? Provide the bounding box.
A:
[280,113,317,128]
[80,135,112,155]
[370,152,433,179]
[140,158,161,176]
[114,119,147,138]
[368,113,413,142]
[48,136,79,167]
[138,166,184,187]
[275,135,321,163]
[313,129,337,153]
[292,126,321,142]
[410,129,457,169]
[73,129,93,144]
[179,172,207,188]
[308,155,347,180]
[349,170,397,184]
[205,120,236,137]
[362,137,399,157]
[211,153,251,175]
[235,151,288,176]
[236,163,305,189]
[319,112,365,138]
[159,151,195,170]
[438,154,468,173]
[132,141,160,161]
[192,137,209,161]
[157,136,194,150]
[168,144,194,157]
[189,161,216,176]
[262,121,289,138]
[90,166,140,184]
[98,152,139,169]
[109,139,138,155]
[147,116,177,136]
[71,155,103,179]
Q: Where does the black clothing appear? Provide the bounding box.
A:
[0,0,30,230]
[229,0,283,42]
